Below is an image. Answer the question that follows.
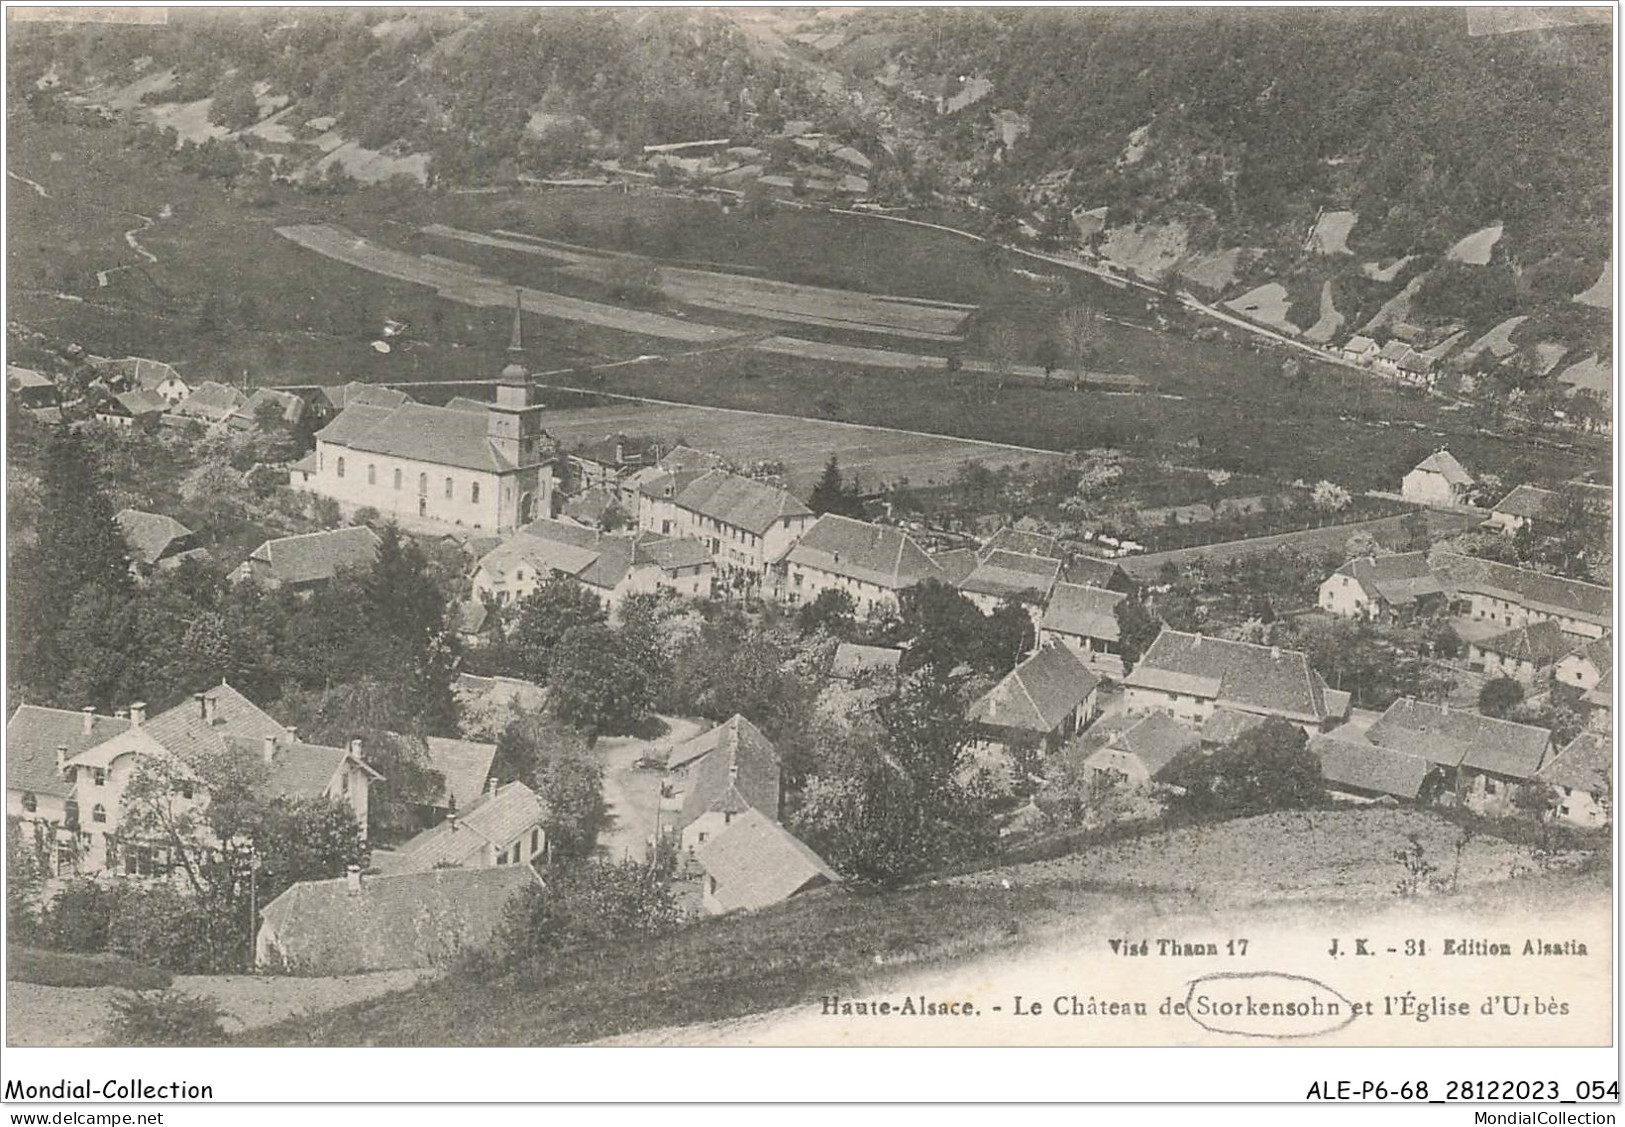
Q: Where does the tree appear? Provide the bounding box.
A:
[488,860,679,968]
[494,710,606,861]
[896,580,989,675]
[1311,480,1352,514]
[547,624,654,740]
[796,587,857,639]
[808,454,861,518]
[1478,676,1525,718]
[1164,716,1324,820]
[1113,594,1161,673]
[507,577,607,682]
[1056,306,1103,388]
[983,599,1035,675]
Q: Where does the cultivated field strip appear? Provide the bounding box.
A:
[424,222,975,340]
[276,224,733,342]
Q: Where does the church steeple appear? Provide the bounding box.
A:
[501,289,528,382]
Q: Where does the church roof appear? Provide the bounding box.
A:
[319,402,531,474]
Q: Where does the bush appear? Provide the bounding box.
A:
[7,947,172,990]
[38,879,116,953]
[105,990,228,1046]
[483,860,679,970]
[106,882,248,975]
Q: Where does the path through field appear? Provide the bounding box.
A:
[123,212,158,264]
[8,169,50,197]
[594,716,708,865]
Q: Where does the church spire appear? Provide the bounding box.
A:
[501,289,528,382]
[507,288,524,355]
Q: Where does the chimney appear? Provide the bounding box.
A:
[202,694,218,725]
[345,865,362,894]
[285,726,298,744]
[447,810,459,833]
[194,692,208,719]
[262,736,277,766]
[487,776,500,797]
[129,701,146,725]
[56,745,68,776]
[348,737,363,760]
[81,707,95,735]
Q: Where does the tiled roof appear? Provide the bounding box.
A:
[1124,629,1332,723]
[1558,634,1612,680]
[249,527,381,586]
[319,381,414,411]
[658,445,724,472]
[694,808,839,913]
[1080,711,1199,780]
[1411,450,1473,486]
[319,401,550,474]
[573,433,658,470]
[116,509,194,566]
[1433,553,1611,625]
[7,365,53,391]
[831,643,903,680]
[135,683,291,767]
[1537,732,1611,795]
[424,735,498,812]
[6,705,131,799]
[636,466,710,501]
[232,388,306,429]
[376,782,546,874]
[1492,484,1566,523]
[970,642,1099,735]
[958,550,1060,602]
[1343,335,1377,354]
[929,548,980,587]
[1200,707,1266,746]
[223,738,369,802]
[633,534,712,572]
[1378,339,1413,362]
[561,486,622,527]
[1472,619,1571,667]
[1333,552,1442,605]
[1310,732,1433,799]
[1041,583,1124,642]
[673,470,812,536]
[111,389,167,417]
[672,716,781,831]
[1366,698,1550,779]
[443,396,490,415]
[981,527,1061,561]
[785,515,942,591]
[258,865,538,974]
[315,403,395,445]
[1062,556,1129,590]
[171,381,246,421]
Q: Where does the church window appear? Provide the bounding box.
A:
[21,793,36,813]
[419,473,427,496]
[368,464,376,485]
[445,477,453,499]
[336,457,346,479]
[471,482,481,504]
[393,468,402,491]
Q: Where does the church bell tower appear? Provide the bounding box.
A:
[488,290,547,468]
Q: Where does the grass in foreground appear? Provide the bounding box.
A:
[7,946,173,991]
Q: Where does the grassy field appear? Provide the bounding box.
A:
[6,946,172,990]
[234,806,1575,1047]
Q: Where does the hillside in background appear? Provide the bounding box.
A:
[7,7,1612,377]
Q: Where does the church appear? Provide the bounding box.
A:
[292,297,558,532]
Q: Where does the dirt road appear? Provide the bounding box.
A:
[595,716,708,864]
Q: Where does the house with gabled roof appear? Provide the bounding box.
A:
[956,550,1060,616]
[1123,628,1348,734]
[256,864,539,974]
[229,387,306,433]
[1039,582,1127,678]
[969,641,1101,759]
[1536,732,1611,828]
[371,781,547,875]
[471,519,713,610]
[782,514,942,617]
[665,715,782,854]
[560,485,628,531]
[643,469,814,589]
[1340,335,1379,363]
[6,705,132,873]
[568,433,659,494]
[1309,729,1437,803]
[1555,634,1611,695]
[981,527,1062,561]
[87,356,189,404]
[694,808,840,915]
[166,380,247,427]
[1062,555,1134,593]
[420,736,499,818]
[1467,619,1572,684]
[1402,449,1474,508]
[1365,698,1552,816]
[95,388,167,430]
[115,509,207,575]
[1484,482,1609,537]
[1075,711,1199,790]
[1318,552,1444,621]
[233,526,381,591]
[1433,552,1611,640]
[308,381,415,426]
[8,365,61,420]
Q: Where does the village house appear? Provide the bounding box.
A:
[956,550,1061,617]
[665,715,782,855]
[1466,619,1572,684]
[636,469,813,592]
[1372,338,1414,376]
[1535,732,1611,829]
[95,388,167,430]
[1364,698,1552,816]
[229,387,307,433]
[559,485,628,531]
[1039,581,1127,678]
[1340,335,1379,363]
[693,808,840,915]
[969,642,1101,765]
[165,380,247,428]
[233,526,381,591]
[8,365,61,421]
[88,356,190,405]
[830,642,904,685]
[1075,711,1199,792]
[625,445,725,507]
[1061,555,1135,594]
[256,864,539,975]
[9,684,378,877]
[1401,450,1474,508]
[294,308,558,532]
[371,780,547,875]
[115,509,208,575]
[1554,634,1611,695]
[1433,553,1611,640]
[1484,482,1609,536]
[419,735,500,821]
[1318,552,1445,621]
[470,519,713,610]
[781,514,942,617]
[567,433,659,495]
[1122,629,1350,734]
[1308,729,1437,803]
[306,381,415,429]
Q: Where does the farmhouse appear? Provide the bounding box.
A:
[559,485,627,531]
[8,365,60,419]
[88,356,189,405]
[307,381,415,427]
[256,864,539,975]
[1535,732,1611,828]
[1433,553,1611,640]
[115,509,207,574]
[694,808,839,915]
[1076,711,1199,790]
[637,469,813,591]
[956,550,1061,615]
[1039,581,1127,678]
[1308,730,1436,803]
[1318,552,1444,621]
[166,380,247,426]
[666,714,782,854]
[229,387,307,432]
[470,520,713,610]
[1484,482,1609,536]
[1062,555,1134,593]
[969,642,1101,758]
[1466,620,1571,684]
[782,514,942,617]
[1365,698,1552,816]
[568,433,659,494]
[1123,629,1348,733]
[233,527,382,591]
[372,781,547,875]
[1340,335,1378,363]
[1554,634,1611,694]
[1401,450,1473,508]
[95,389,167,429]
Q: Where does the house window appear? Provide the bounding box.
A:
[91,804,107,824]
[445,476,454,499]
[21,792,36,813]
[697,832,707,844]
[393,468,402,490]
[337,457,346,479]
[662,520,672,535]
[93,768,106,787]
[531,828,540,855]
[471,482,481,504]
[179,782,193,800]
[1484,778,1498,795]
[368,464,377,485]
[724,811,734,825]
